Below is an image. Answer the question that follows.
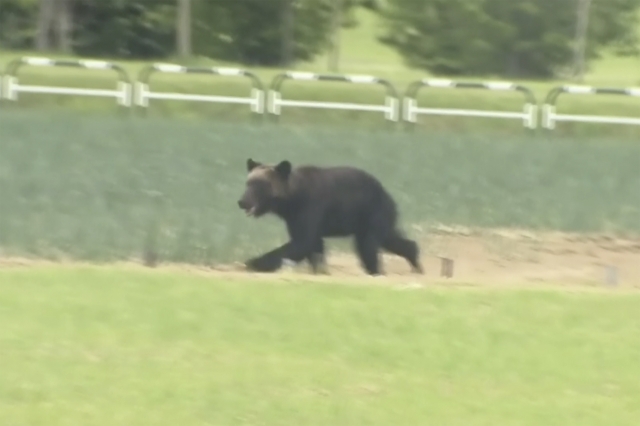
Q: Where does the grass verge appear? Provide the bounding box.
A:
[2,110,640,264]
[0,266,639,426]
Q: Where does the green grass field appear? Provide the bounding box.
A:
[2,110,640,264]
[2,12,640,424]
[1,266,639,426]
[1,9,640,134]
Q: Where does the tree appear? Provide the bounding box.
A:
[35,0,55,50]
[55,0,73,52]
[328,0,344,71]
[2,0,358,64]
[380,0,640,78]
[1,0,176,57]
[573,0,593,81]
[72,0,175,59]
[281,0,295,66]
[0,0,39,49]
[192,0,335,66]
[327,0,364,71]
[176,0,192,58]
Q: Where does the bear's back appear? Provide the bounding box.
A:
[291,165,385,198]
[287,165,396,236]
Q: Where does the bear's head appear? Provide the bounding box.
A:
[238,158,292,218]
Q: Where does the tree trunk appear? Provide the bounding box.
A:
[573,0,592,82]
[36,0,56,51]
[176,0,192,58]
[505,52,521,77]
[281,0,294,66]
[55,0,73,52]
[328,0,343,72]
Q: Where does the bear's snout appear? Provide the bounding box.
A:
[238,199,257,217]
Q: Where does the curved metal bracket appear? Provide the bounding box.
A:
[3,56,132,109]
[268,72,400,123]
[136,64,266,119]
[403,79,538,130]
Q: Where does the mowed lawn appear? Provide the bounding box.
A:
[0,266,639,426]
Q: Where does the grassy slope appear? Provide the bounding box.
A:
[2,112,640,263]
[1,266,639,426]
[1,9,639,131]
[2,15,640,426]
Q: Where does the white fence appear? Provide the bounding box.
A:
[2,56,640,132]
[3,56,131,108]
[135,63,265,118]
[404,79,538,129]
[268,72,399,122]
[542,85,640,129]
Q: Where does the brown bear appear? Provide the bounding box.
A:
[237,158,424,276]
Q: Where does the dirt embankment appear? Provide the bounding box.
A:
[2,226,640,289]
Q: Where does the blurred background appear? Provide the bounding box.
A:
[0,0,638,80]
[2,5,640,425]
[1,0,640,265]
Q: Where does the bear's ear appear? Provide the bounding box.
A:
[275,160,292,180]
[247,158,261,172]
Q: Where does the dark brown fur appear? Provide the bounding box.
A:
[237,158,423,275]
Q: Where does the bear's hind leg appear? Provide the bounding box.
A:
[308,238,328,274]
[354,232,382,275]
[381,231,424,274]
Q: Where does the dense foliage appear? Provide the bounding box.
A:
[191,0,334,65]
[379,0,640,77]
[0,0,358,64]
[0,0,638,74]
[0,0,176,58]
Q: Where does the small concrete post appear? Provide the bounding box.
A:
[440,257,454,278]
[605,265,618,287]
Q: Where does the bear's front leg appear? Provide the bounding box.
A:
[279,239,318,266]
[245,242,290,272]
[307,239,328,274]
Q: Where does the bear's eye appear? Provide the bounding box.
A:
[248,179,270,193]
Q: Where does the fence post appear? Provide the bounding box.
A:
[268,71,399,125]
[135,63,265,120]
[542,85,640,130]
[403,79,538,131]
[3,56,132,111]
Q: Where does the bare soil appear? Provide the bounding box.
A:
[326,226,640,288]
[227,226,640,289]
[2,227,640,289]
